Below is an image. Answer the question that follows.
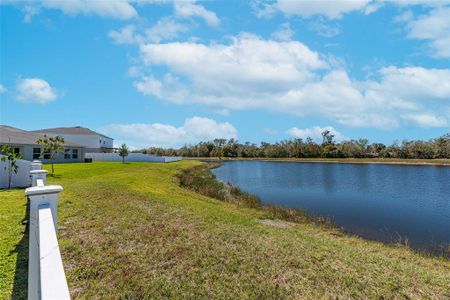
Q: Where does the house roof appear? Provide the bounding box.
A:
[31,126,113,139]
[0,125,85,147]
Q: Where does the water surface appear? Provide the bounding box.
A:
[212,160,450,252]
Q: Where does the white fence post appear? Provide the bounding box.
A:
[30,170,48,187]
[31,160,43,171]
[25,182,69,299]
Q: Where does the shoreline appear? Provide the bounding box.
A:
[184,157,450,166]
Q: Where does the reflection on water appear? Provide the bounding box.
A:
[212,161,450,252]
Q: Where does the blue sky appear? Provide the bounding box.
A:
[1,0,449,148]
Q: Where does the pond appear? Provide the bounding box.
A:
[211,160,450,253]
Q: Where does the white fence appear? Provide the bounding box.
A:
[25,167,70,299]
[86,153,182,163]
[0,155,32,189]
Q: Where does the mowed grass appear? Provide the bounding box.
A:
[1,161,450,299]
[0,189,28,299]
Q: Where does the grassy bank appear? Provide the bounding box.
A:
[185,156,450,166]
[176,163,332,227]
[1,161,450,298]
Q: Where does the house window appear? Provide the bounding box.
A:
[33,148,41,159]
[64,149,71,159]
[72,149,78,159]
[43,152,51,159]
[14,148,21,155]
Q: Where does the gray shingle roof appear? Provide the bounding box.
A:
[31,126,113,139]
[0,125,85,147]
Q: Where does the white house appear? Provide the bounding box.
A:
[32,126,114,153]
[0,125,85,163]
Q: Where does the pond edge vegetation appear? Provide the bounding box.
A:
[176,163,334,228]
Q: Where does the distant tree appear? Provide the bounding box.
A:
[223,139,239,157]
[118,144,129,163]
[321,130,335,146]
[1,145,23,190]
[305,137,321,158]
[434,134,450,158]
[213,139,227,159]
[321,130,338,158]
[291,138,304,158]
[36,135,65,174]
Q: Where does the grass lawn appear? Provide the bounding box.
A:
[1,161,450,298]
[0,189,28,299]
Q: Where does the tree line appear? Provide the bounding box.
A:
[135,130,450,159]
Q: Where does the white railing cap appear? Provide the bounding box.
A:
[30,170,49,174]
[25,185,63,196]
[38,206,71,300]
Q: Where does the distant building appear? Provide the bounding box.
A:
[31,126,114,153]
[0,125,85,163]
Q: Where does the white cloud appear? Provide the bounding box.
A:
[146,17,189,42]
[127,66,143,78]
[132,0,172,4]
[401,113,448,128]
[108,25,142,44]
[253,0,449,20]
[273,0,372,19]
[367,66,450,101]
[102,117,237,148]
[174,0,219,26]
[388,0,450,7]
[394,10,414,23]
[132,34,450,129]
[15,78,60,104]
[7,0,138,20]
[0,84,6,93]
[308,17,341,37]
[40,0,137,20]
[7,0,226,22]
[364,1,384,15]
[211,108,230,116]
[271,23,294,41]
[133,76,163,97]
[402,7,450,58]
[251,0,278,18]
[287,126,348,143]
[22,5,40,23]
[109,18,189,45]
[138,35,327,96]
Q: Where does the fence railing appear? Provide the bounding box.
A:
[25,163,70,300]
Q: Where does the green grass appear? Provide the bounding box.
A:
[1,161,450,299]
[0,189,28,299]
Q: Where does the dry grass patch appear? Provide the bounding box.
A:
[260,219,296,228]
